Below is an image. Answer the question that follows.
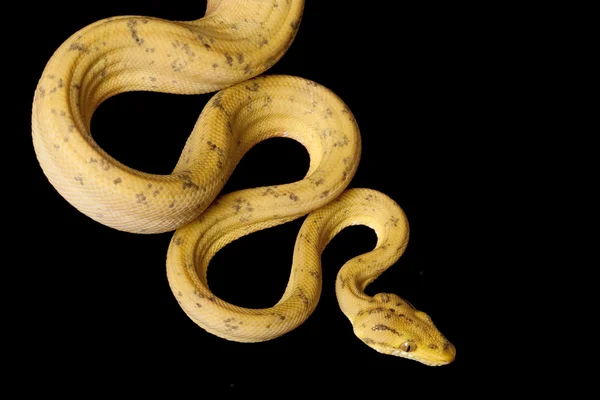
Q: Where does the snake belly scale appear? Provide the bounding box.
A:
[32,0,456,366]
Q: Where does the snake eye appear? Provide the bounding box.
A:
[400,341,417,352]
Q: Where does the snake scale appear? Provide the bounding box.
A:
[32,0,455,366]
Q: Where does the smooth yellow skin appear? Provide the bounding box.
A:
[31,0,455,366]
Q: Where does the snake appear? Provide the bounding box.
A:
[31,0,455,366]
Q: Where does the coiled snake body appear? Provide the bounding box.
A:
[32,0,455,366]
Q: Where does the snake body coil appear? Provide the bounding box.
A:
[32,0,455,366]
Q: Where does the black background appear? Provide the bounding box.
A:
[26,0,476,388]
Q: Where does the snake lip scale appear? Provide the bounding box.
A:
[32,0,455,367]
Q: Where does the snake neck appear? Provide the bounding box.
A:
[292,189,411,322]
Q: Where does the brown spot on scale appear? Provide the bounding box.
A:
[224,53,233,66]
[100,159,110,171]
[182,180,199,190]
[245,82,260,91]
[320,190,330,199]
[428,344,439,350]
[371,324,403,336]
[69,43,89,53]
[136,193,148,205]
[263,56,277,70]
[174,237,183,246]
[333,135,350,148]
[398,314,414,323]
[290,18,301,31]
[207,140,217,151]
[113,178,122,184]
[171,59,187,72]
[127,19,144,45]
[180,174,199,190]
[297,288,309,305]
[388,216,400,227]
[211,93,224,109]
[289,193,299,201]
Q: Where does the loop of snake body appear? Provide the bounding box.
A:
[31,0,455,366]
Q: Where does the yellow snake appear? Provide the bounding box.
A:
[31,0,455,366]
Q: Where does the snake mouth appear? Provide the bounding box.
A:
[409,353,455,367]
[424,342,457,367]
[390,343,456,366]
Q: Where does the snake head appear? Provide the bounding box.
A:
[352,293,456,366]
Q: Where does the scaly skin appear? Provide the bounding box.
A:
[167,188,455,366]
[32,1,455,366]
[32,0,305,233]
